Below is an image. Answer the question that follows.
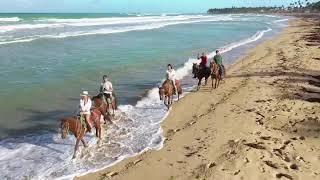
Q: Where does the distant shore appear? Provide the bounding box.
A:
[77,16,320,180]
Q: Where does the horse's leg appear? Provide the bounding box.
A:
[210,75,213,89]
[205,76,208,86]
[197,78,202,90]
[112,102,115,115]
[215,75,218,89]
[97,120,102,139]
[73,138,80,159]
[81,139,88,147]
[101,108,107,124]
[166,96,170,109]
[106,103,110,116]
[95,123,99,138]
[95,124,100,139]
[104,104,113,124]
[113,93,118,110]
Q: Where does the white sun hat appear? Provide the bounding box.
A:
[80,91,89,96]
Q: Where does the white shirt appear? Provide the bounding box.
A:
[101,81,113,94]
[80,98,92,113]
[166,69,176,81]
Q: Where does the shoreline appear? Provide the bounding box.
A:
[0,14,292,180]
[70,18,285,180]
[77,17,320,180]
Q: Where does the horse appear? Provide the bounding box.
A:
[192,63,212,90]
[210,62,222,89]
[92,93,117,123]
[60,108,103,159]
[159,79,182,109]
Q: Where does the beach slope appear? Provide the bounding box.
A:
[78,18,320,180]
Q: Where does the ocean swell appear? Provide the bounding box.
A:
[0,15,233,45]
[0,17,21,22]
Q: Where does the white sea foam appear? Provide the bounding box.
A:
[0,23,64,33]
[0,17,21,22]
[273,18,289,23]
[0,16,275,179]
[0,15,233,45]
[208,28,272,57]
[0,15,229,33]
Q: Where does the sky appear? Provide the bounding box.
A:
[0,0,318,13]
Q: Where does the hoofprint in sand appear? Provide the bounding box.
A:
[77,18,320,180]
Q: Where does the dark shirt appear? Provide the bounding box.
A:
[199,55,207,67]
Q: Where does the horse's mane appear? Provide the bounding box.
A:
[91,93,102,100]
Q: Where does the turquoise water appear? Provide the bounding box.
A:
[0,13,289,179]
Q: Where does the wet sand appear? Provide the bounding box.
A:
[77,17,320,180]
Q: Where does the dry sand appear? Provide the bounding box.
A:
[77,18,320,180]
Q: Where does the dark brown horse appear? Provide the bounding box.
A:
[210,62,222,89]
[159,80,182,109]
[192,63,212,90]
[92,93,117,115]
[92,93,116,124]
[60,108,103,159]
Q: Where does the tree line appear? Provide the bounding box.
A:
[207,0,320,14]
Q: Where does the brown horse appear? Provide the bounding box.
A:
[92,93,117,117]
[92,95,113,124]
[159,80,182,109]
[60,108,103,158]
[210,62,222,89]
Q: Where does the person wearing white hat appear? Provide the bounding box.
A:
[79,90,92,132]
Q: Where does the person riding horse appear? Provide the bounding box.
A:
[79,91,92,132]
[100,75,115,105]
[213,50,225,79]
[198,52,208,69]
[166,64,178,95]
[192,52,214,89]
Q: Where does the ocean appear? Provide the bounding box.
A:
[0,13,289,179]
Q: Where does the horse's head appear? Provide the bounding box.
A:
[60,119,70,139]
[91,93,102,102]
[192,63,197,74]
[158,86,164,100]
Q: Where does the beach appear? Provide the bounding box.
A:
[1,14,291,179]
[78,17,320,180]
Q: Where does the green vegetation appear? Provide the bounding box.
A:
[207,0,320,14]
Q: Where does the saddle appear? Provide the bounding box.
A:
[102,93,114,105]
[169,79,180,94]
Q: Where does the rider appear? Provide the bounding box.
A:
[198,52,208,69]
[100,75,114,105]
[166,64,178,95]
[213,50,225,79]
[79,91,92,132]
